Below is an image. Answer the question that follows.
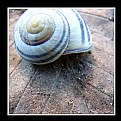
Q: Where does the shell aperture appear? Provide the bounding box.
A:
[14,8,92,65]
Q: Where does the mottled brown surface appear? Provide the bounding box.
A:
[9,8,115,115]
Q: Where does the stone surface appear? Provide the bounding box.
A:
[42,70,89,114]
[92,32,114,55]
[88,65,114,97]
[92,48,114,75]
[79,12,114,39]
[9,60,38,113]
[80,48,114,75]
[9,44,22,75]
[77,8,114,20]
[81,84,114,114]
[9,10,20,47]
[13,65,58,114]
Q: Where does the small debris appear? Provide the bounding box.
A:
[13,58,15,60]
[110,102,113,105]
[91,31,94,34]
[61,64,64,67]
[68,99,73,105]
[36,92,40,94]
[62,68,65,71]
[109,55,112,57]
[70,99,73,102]
[78,71,81,73]
[78,77,81,80]
[109,17,114,22]
[111,38,113,41]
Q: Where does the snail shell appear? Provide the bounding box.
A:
[14,8,92,65]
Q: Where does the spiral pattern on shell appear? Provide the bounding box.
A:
[14,8,92,65]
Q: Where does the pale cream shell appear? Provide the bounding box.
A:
[14,8,92,65]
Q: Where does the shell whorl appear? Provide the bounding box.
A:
[14,8,92,65]
[19,13,55,45]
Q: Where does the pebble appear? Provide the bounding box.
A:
[109,55,112,57]
[78,71,81,73]
[68,99,73,105]
[62,68,65,71]
[61,64,64,67]
[110,102,113,105]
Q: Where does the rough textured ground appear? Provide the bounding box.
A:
[9,8,115,115]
